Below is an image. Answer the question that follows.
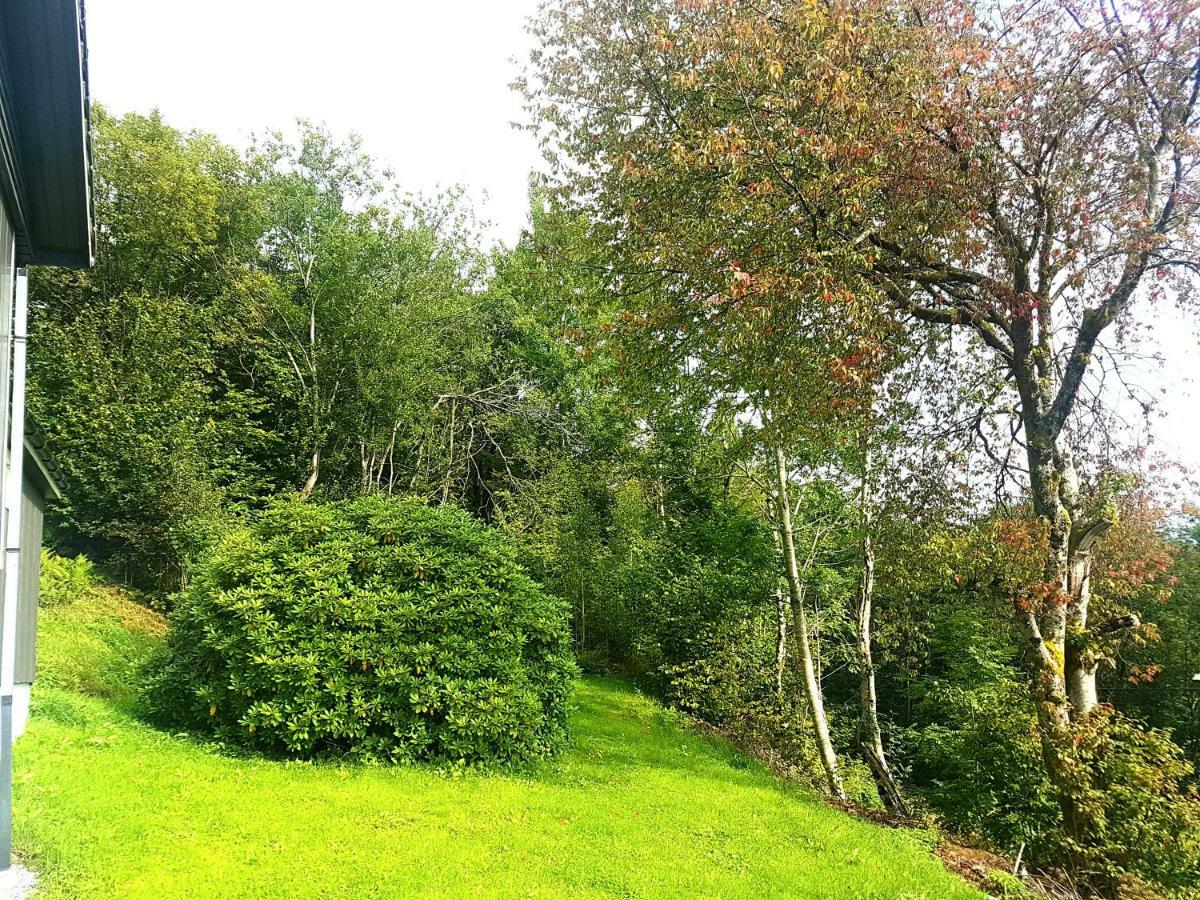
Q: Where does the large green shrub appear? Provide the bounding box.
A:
[144,495,576,764]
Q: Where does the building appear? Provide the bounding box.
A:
[13,435,64,738]
[0,0,94,873]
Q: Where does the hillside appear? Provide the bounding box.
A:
[13,582,980,899]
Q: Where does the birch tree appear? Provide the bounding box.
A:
[250,123,380,498]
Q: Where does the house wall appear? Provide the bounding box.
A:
[0,200,11,343]
[15,472,41,685]
[0,168,15,754]
[0,199,12,654]
[0,1,91,868]
[0,212,9,286]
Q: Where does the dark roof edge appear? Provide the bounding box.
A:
[23,426,64,501]
[69,0,94,268]
[1,0,94,269]
[29,0,94,268]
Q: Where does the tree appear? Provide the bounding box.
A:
[770,448,848,800]
[860,1,1200,849]
[524,0,1200,855]
[526,1,901,803]
[29,108,279,588]
[852,436,908,815]
[248,125,503,504]
[248,123,384,498]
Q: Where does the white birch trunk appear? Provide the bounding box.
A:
[773,447,847,802]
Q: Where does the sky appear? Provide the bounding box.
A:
[86,0,1200,479]
[87,0,544,244]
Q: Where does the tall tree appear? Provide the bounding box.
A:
[29,108,278,588]
[249,123,382,498]
[525,0,905,803]
[770,449,847,801]
[853,438,909,815]
[248,125,494,503]
[525,0,1200,851]
[862,1,1200,845]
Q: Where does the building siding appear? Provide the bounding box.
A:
[14,473,41,684]
[0,202,12,694]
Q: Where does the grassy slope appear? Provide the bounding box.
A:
[14,585,979,899]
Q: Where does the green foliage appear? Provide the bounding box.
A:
[38,549,94,608]
[888,524,1200,892]
[1114,518,1200,766]
[33,112,556,591]
[246,125,569,514]
[526,0,1200,889]
[1065,709,1200,895]
[509,457,778,719]
[902,606,1060,857]
[29,108,283,590]
[980,871,1030,899]
[144,495,576,764]
[24,95,1200,896]
[30,290,257,589]
[500,411,859,794]
[611,493,777,716]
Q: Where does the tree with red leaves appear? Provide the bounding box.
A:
[867,0,1200,849]
[525,0,1200,864]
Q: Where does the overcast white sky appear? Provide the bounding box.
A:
[87,0,544,243]
[86,0,1200,479]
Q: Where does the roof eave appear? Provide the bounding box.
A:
[0,0,94,270]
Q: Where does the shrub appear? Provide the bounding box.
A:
[902,606,1061,858]
[980,871,1029,899]
[143,495,576,764]
[39,550,95,608]
[1066,708,1200,896]
[906,632,1200,895]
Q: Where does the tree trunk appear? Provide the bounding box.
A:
[774,586,788,701]
[442,399,457,505]
[299,448,320,499]
[1065,521,1111,717]
[299,297,321,501]
[1066,550,1100,716]
[773,446,847,802]
[1023,614,1091,842]
[1022,429,1094,845]
[855,454,908,816]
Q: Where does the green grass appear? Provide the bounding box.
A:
[33,583,166,710]
[14,585,980,899]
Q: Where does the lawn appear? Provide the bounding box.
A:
[13,586,980,899]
